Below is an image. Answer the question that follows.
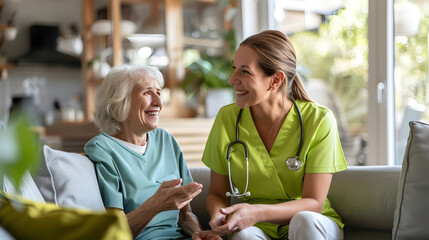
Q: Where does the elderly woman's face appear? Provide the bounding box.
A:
[127,76,163,133]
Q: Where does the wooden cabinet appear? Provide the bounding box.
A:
[81,0,226,121]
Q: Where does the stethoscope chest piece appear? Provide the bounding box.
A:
[286,157,302,171]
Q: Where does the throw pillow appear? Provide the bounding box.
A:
[393,121,429,239]
[0,225,15,240]
[3,172,45,203]
[0,193,132,240]
[34,145,105,211]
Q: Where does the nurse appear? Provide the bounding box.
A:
[201,30,347,240]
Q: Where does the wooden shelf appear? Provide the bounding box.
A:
[81,0,227,120]
[82,0,187,120]
[183,37,223,48]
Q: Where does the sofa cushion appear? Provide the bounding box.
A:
[393,121,429,239]
[328,166,401,234]
[0,225,15,240]
[34,145,104,210]
[3,171,45,203]
[0,193,131,240]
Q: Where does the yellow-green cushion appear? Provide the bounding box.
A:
[0,193,132,240]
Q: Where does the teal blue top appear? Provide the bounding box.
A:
[84,129,193,240]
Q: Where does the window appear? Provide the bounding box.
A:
[272,0,369,166]
[264,0,428,166]
[394,0,429,164]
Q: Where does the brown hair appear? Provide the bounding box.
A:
[240,30,311,101]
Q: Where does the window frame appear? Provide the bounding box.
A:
[248,0,396,165]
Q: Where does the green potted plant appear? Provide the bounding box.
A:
[183,30,236,118]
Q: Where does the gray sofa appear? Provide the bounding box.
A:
[190,166,401,240]
[2,121,429,239]
[1,165,402,240]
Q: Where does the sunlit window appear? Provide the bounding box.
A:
[274,0,369,166]
[394,0,429,164]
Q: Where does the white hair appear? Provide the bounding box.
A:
[94,64,164,135]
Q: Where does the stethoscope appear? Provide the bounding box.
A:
[226,98,304,198]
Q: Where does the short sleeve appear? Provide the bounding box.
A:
[84,142,124,209]
[305,110,347,173]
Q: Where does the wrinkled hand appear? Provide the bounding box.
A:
[209,212,236,236]
[148,179,203,212]
[192,230,222,240]
[210,203,258,235]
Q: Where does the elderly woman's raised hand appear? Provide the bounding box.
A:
[148,179,203,212]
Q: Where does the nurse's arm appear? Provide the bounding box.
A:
[222,173,332,227]
[254,173,332,225]
[206,171,237,235]
[206,171,231,217]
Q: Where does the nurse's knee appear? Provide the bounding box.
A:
[289,211,343,240]
[231,226,269,240]
[289,211,318,230]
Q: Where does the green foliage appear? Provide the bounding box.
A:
[0,111,41,191]
[183,53,233,97]
[183,29,236,97]
[290,1,369,127]
[394,16,429,114]
[291,0,429,126]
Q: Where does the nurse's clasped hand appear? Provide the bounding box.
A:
[209,203,259,236]
[147,179,203,212]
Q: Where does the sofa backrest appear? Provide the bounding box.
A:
[189,167,212,230]
[3,147,403,235]
[328,166,401,233]
[191,166,402,234]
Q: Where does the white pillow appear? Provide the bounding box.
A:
[34,145,105,211]
[393,121,429,239]
[2,172,45,203]
[0,225,15,240]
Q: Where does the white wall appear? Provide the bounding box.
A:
[1,66,83,125]
[1,0,82,60]
[0,0,84,125]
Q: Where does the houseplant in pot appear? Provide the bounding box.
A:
[183,30,236,118]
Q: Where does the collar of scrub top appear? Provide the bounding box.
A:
[225,98,304,198]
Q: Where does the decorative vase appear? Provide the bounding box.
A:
[205,88,234,118]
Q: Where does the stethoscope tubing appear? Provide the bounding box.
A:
[226,97,304,198]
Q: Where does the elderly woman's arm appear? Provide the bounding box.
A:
[113,179,203,239]
[179,204,201,235]
[179,204,223,240]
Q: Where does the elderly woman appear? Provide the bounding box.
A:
[84,65,220,240]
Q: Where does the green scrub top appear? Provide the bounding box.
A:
[202,101,347,239]
[84,129,193,240]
